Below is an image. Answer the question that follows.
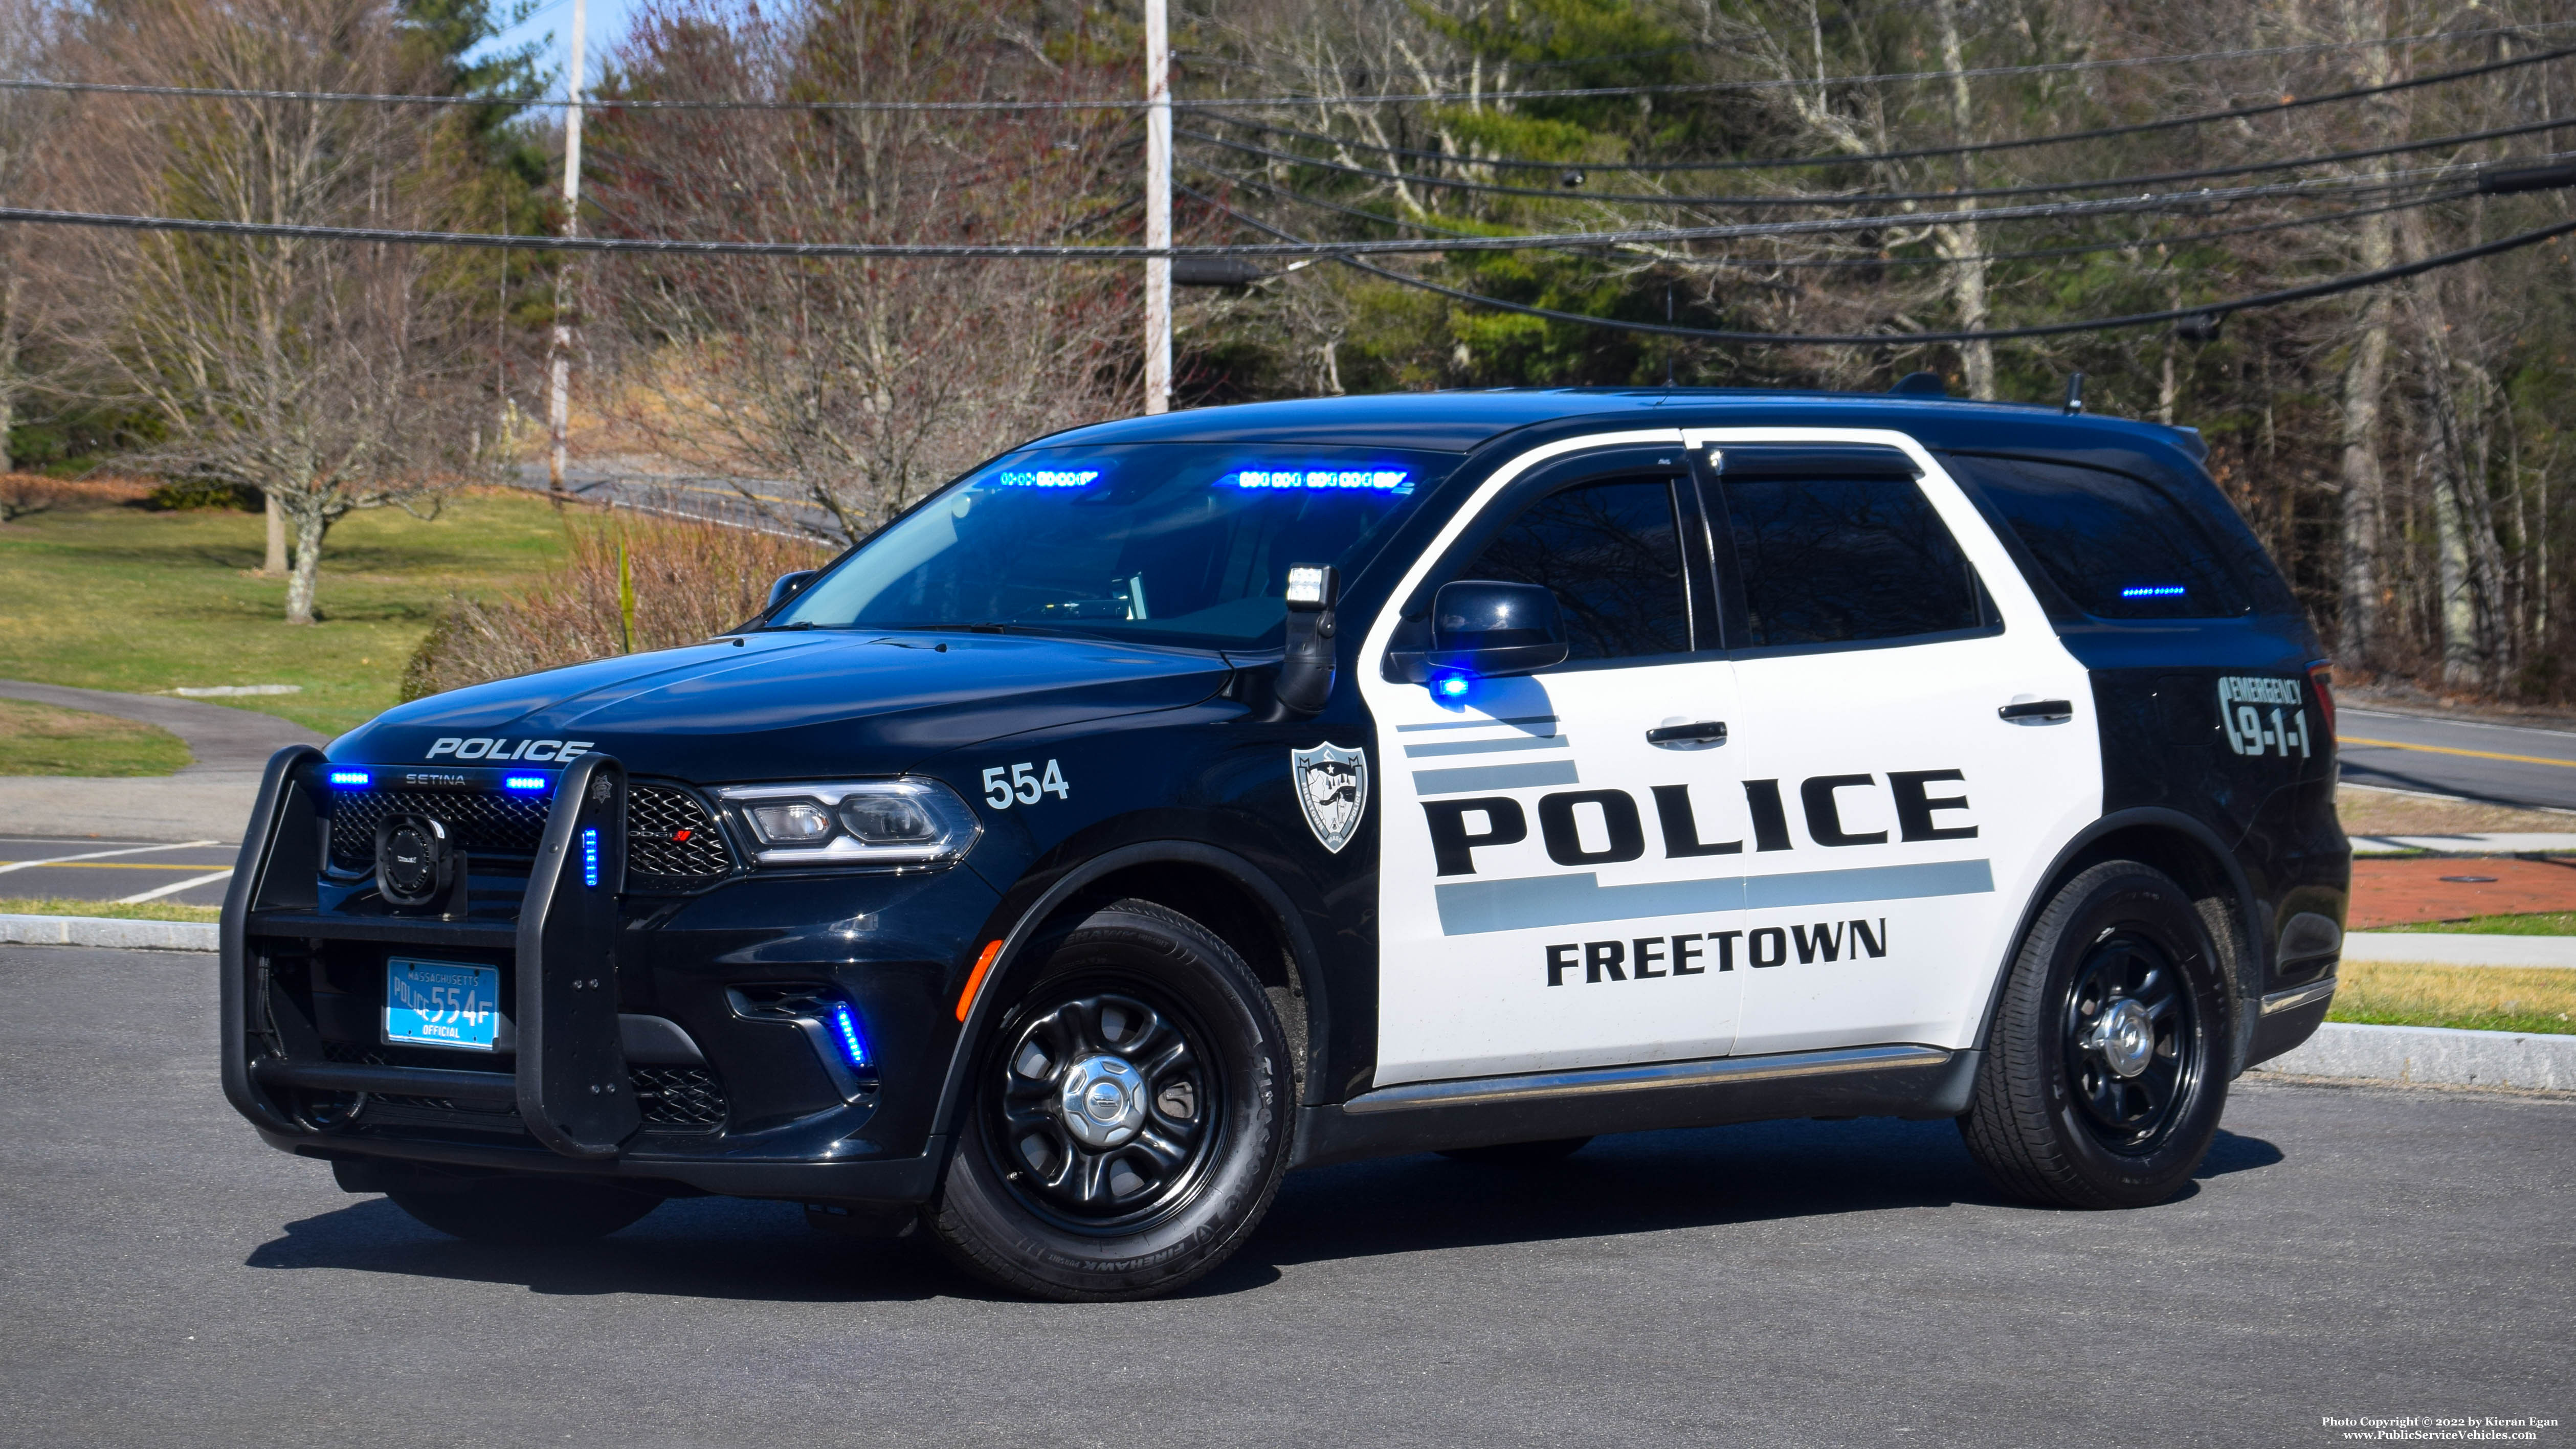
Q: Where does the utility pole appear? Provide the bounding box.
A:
[1142,0,1171,415]
[547,0,587,495]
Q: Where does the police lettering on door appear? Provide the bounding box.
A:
[1420,769,1974,985]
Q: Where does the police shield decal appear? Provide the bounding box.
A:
[1292,743,1368,854]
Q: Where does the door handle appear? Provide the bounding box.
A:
[1997,699,2074,723]
[1647,720,1728,748]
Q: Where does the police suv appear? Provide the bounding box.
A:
[220,384,2347,1300]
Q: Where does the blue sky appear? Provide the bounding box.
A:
[467,0,643,91]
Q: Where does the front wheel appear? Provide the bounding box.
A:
[923,899,1294,1301]
[1959,861,2232,1209]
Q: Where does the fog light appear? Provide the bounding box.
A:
[829,1001,871,1069]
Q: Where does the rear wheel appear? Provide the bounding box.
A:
[1959,861,2231,1209]
[924,899,1293,1301]
[1437,1136,1593,1166]
[382,1170,662,1245]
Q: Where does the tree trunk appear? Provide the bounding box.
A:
[262,493,288,576]
[2335,268,2393,668]
[283,509,327,625]
[1931,0,1995,399]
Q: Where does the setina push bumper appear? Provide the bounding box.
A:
[217,745,941,1202]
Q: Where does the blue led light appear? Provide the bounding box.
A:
[2120,584,2188,598]
[993,469,1101,488]
[581,827,599,888]
[829,1001,871,1069]
[502,775,548,792]
[1435,676,1470,697]
[1232,469,1410,492]
[326,769,372,787]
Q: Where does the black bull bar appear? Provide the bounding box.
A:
[220,745,642,1160]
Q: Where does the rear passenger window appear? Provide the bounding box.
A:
[1946,455,2250,619]
[1465,477,1690,661]
[1722,475,1985,649]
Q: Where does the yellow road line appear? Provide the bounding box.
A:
[2341,737,2576,770]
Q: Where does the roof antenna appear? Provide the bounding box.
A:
[2061,371,2087,415]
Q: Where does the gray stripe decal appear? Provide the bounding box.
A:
[1412,760,1582,796]
[1395,714,1559,733]
[1433,859,1995,937]
[1403,734,1573,759]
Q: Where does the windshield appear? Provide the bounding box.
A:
[772,443,1458,647]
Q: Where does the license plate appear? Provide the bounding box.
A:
[384,958,500,1052]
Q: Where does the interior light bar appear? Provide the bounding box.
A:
[994,469,1101,488]
[2120,584,2187,599]
[326,769,372,787]
[1233,469,1410,491]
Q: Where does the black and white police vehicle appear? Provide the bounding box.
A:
[220,383,2348,1300]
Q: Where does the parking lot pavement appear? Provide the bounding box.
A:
[4,944,2567,1449]
[0,835,238,907]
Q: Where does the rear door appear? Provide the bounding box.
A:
[1689,430,2100,1057]
[1362,437,1755,1087]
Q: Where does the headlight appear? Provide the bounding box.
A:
[717,778,981,868]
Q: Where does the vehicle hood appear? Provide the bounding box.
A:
[331,631,1234,782]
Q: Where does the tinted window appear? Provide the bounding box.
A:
[1946,454,2250,619]
[1724,475,1984,648]
[773,444,1454,647]
[1465,477,1690,661]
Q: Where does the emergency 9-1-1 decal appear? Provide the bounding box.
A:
[2217,676,2312,759]
[1293,743,1368,854]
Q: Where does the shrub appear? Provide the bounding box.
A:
[0,474,157,522]
[144,478,263,511]
[403,512,834,700]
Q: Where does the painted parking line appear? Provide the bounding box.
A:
[2340,737,2576,770]
[0,841,221,877]
[117,870,234,905]
[0,859,237,871]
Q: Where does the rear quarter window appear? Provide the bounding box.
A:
[1940,454,2253,620]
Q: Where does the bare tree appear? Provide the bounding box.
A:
[61,0,497,624]
[587,0,1137,543]
[0,0,71,473]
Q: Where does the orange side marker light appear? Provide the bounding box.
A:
[956,940,1004,1023]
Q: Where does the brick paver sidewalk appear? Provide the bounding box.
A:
[2348,856,2576,928]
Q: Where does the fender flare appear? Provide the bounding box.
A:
[1966,806,2263,1057]
[924,840,1333,1149]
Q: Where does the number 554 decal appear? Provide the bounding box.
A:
[2216,676,2312,760]
[982,759,1071,809]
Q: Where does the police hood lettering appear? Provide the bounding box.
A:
[426,737,594,762]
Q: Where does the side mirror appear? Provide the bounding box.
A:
[765,569,819,614]
[1389,579,1568,683]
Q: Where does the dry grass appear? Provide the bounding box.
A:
[0,896,219,922]
[0,698,191,776]
[402,512,832,699]
[0,474,157,523]
[2328,961,2576,1035]
[2335,785,2576,836]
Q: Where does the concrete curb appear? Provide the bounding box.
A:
[0,914,217,952]
[2253,1022,2576,1092]
[2343,932,2576,968]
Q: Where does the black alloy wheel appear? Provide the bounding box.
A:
[1959,860,2231,1210]
[924,898,1295,1301]
[989,988,1221,1233]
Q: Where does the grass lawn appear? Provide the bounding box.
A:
[2378,912,2576,936]
[2328,961,2576,1035]
[0,490,587,735]
[0,698,191,775]
[0,896,219,922]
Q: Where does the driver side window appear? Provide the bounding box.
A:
[1463,476,1691,662]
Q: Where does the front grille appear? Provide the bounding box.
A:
[321,1041,730,1131]
[325,781,737,886]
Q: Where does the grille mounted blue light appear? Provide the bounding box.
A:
[828,1001,871,1070]
[2120,584,2188,599]
[502,775,549,792]
[1435,676,1471,698]
[581,827,599,888]
[1232,469,1410,492]
[326,769,372,787]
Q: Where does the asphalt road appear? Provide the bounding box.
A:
[2340,707,2576,812]
[0,834,238,907]
[3,944,2568,1448]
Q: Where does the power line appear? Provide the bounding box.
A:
[0,168,2491,259]
[1195,43,2576,175]
[1178,181,2576,346]
[7,19,2569,113]
[1184,112,2576,207]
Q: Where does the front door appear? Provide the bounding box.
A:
[1365,443,1753,1087]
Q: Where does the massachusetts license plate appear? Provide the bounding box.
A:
[384,958,500,1052]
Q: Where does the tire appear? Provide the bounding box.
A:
[1959,860,2233,1209]
[924,898,1294,1302]
[1437,1136,1593,1166]
[382,1171,662,1245]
